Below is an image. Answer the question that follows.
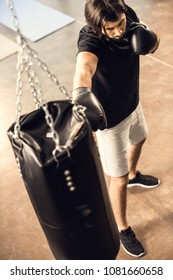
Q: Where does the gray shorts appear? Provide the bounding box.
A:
[96,103,148,177]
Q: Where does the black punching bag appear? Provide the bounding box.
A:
[7,100,120,260]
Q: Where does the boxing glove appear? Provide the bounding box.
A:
[129,22,160,55]
[72,87,107,131]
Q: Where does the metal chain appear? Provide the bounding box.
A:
[42,102,70,162]
[26,45,70,100]
[25,55,43,108]
[14,50,25,137]
[6,0,72,156]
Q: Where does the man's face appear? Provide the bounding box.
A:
[102,13,127,40]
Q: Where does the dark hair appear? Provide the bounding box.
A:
[85,0,127,37]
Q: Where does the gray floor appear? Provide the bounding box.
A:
[0,0,173,260]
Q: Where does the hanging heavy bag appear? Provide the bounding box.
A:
[6,0,120,260]
[8,100,119,260]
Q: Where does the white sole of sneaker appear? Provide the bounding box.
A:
[127,180,161,188]
[121,243,145,258]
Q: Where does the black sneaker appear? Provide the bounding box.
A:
[128,171,160,188]
[119,227,145,257]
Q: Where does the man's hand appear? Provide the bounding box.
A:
[72,87,107,131]
[129,22,160,55]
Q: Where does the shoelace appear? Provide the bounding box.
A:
[124,228,139,246]
[137,172,154,182]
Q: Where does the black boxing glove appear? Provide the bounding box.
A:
[72,87,107,131]
[129,22,160,55]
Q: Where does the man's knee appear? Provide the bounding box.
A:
[110,174,129,188]
[131,137,146,150]
[139,137,146,145]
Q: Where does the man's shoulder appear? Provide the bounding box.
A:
[79,25,100,41]
[77,25,104,57]
[78,25,103,47]
[126,5,139,23]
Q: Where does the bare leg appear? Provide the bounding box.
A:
[108,139,146,231]
[109,174,129,232]
[128,139,146,179]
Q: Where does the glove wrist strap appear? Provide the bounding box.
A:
[72,87,91,95]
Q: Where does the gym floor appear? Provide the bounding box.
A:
[0,0,173,260]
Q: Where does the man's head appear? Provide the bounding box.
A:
[85,0,127,39]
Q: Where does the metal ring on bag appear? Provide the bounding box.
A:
[52,145,71,163]
[72,103,86,122]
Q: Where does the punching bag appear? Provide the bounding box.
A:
[8,100,120,260]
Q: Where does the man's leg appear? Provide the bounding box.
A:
[109,174,129,231]
[127,139,160,188]
[108,174,145,257]
[109,138,146,230]
[128,139,146,180]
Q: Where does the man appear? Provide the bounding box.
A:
[72,0,160,258]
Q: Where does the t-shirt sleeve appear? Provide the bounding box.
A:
[77,29,104,59]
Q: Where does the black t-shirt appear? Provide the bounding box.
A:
[77,6,140,128]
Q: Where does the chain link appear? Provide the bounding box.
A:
[26,45,70,100]
[25,55,43,108]
[14,49,25,136]
[42,103,61,148]
[42,102,70,162]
